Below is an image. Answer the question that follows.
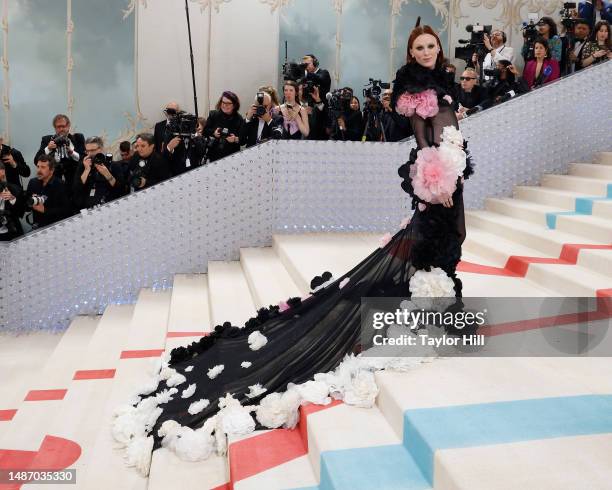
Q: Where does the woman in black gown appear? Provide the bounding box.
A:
[113,25,473,474]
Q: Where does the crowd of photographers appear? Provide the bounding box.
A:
[0,2,609,241]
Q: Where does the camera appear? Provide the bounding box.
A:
[282,61,307,82]
[26,194,47,208]
[560,2,577,29]
[130,160,147,189]
[92,152,113,167]
[216,127,231,152]
[299,72,320,106]
[327,88,352,116]
[253,92,267,118]
[53,135,70,148]
[166,111,199,138]
[455,23,492,63]
[363,78,390,100]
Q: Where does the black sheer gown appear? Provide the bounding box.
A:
[114,62,473,467]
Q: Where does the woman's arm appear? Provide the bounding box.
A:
[296,107,310,138]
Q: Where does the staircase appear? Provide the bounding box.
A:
[0,151,611,490]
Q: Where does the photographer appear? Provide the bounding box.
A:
[243,91,283,147]
[279,81,310,139]
[302,54,332,99]
[300,84,328,141]
[329,87,362,141]
[485,60,529,104]
[579,1,612,30]
[524,38,561,88]
[128,133,171,191]
[154,101,180,153]
[25,155,70,229]
[34,114,85,192]
[0,161,25,240]
[0,136,30,189]
[73,136,123,210]
[455,68,489,120]
[523,17,563,61]
[203,91,244,162]
[380,89,412,141]
[473,29,514,81]
[164,114,208,175]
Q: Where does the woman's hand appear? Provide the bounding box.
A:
[440,194,454,208]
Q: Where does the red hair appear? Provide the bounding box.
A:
[406,26,445,67]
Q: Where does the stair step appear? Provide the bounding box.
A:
[485,197,558,226]
[555,213,612,243]
[148,449,228,490]
[273,233,379,293]
[526,261,611,296]
[514,185,585,209]
[594,151,612,166]
[541,174,612,196]
[240,246,304,308]
[167,274,211,334]
[570,162,612,179]
[78,290,171,490]
[207,261,257,327]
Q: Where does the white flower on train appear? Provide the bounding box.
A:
[156,388,178,405]
[188,398,210,415]
[158,420,215,462]
[343,370,378,408]
[241,361,252,369]
[441,125,464,147]
[137,378,159,396]
[159,366,177,381]
[182,384,196,399]
[248,331,268,351]
[292,380,331,405]
[167,372,187,388]
[409,268,455,298]
[218,393,256,436]
[256,389,302,429]
[185,365,194,373]
[207,364,225,379]
[246,383,267,399]
[124,435,154,477]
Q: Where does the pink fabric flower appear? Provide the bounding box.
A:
[279,301,290,312]
[418,203,427,212]
[399,216,411,229]
[395,89,439,119]
[410,147,458,204]
[379,232,392,248]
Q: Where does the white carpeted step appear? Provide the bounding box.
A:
[569,162,612,179]
[273,233,379,293]
[240,246,304,308]
[525,262,611,296]
[0,331,62,424]
[577,247,612,278]
[35,305,135,485]
[541,174,612,195]
[593,151,612,165]
[514,185,586,209]
[78,289,171,490]
[592,199,612,220]
[207,261,257,327]
[484,197,558,226]
[167,274,211,334]
[149,450,228,490]
[555,213,612,243]
[0,316,99,449]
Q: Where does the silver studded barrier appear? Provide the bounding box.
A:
[1,62,610,332]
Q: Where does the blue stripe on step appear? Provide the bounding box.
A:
[403,394,612,485]
[545,184,612,229]
[545,211,579,229]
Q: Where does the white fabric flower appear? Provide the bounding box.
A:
[188,398,210,415]
[292,380,331,405]
[255,389,302,429]
[167,372,187,388]
[159,366,177,381]
[218,394,256,436]
[246,383,267,399]
[207,364,225,379]
[156,388,178,405]
[248,331,268,351]
[339,277,350,289]
[409,268,455,298]
[124,435,154,476]
[441,125,464,147]
[185,365,194,373]
[112,397,163,448]
[158,420,215,462]
[182,384,196,399]
[137,378,160,397]
[343,371,378,408]
[241,361,252,369]
[439,142,467,177]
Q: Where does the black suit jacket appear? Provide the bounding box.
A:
[1,145,30,188]
[313,68,332,98]
[26,176,71,228]
[128,152,171,190]
[242,115,283,148]
[0,180,25,239]
[154,120,168,153]
[35,133,85,164]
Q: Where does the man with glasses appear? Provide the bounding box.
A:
[455,68,488,120]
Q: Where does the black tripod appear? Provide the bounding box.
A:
[184,0,199,119]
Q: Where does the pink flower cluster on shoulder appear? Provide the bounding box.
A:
[396,89,439,119]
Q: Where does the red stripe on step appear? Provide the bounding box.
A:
[24,390,67,402]
[229,400,342,485]
[166,331,208,338]
[0,409,17,421]
[210,484,230,490]
[460,243,612,278]
[73,369,116,380]
[482,288,612,336]
[120,349,165,359]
